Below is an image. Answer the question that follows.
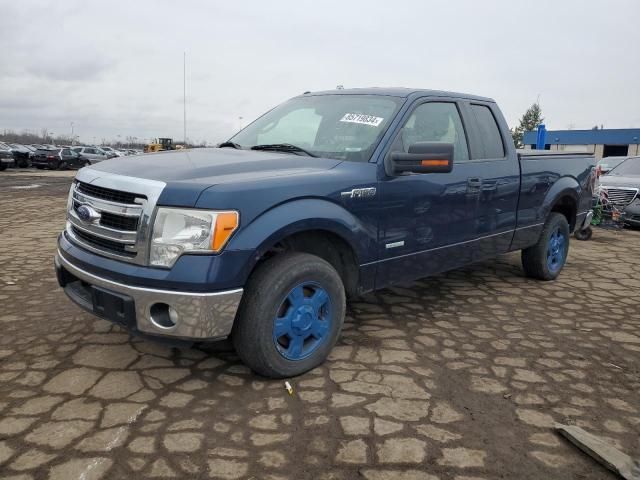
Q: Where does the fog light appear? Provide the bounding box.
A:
[149,303,178,329]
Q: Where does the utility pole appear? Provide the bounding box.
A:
[183,51,187,147]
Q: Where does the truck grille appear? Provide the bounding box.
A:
[70,226,136,257]
[72,202,140,231]
[601,187,639,207]
[76,181,145,205]
[67,180,146,261]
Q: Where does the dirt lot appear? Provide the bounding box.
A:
[0,169,639,480]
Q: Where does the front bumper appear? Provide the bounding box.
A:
[623,201,640,225]
[55,251,243,341]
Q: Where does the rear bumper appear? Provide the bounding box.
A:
[55,250,243,341]
[0,157,13,165]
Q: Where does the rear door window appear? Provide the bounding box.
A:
[469,104,505,159]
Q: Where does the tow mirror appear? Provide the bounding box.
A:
[388,142,454,175]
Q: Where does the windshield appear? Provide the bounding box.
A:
[608,157,640,176]
[230,94,403,162]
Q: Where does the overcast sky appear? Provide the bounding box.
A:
[2,0,639,145]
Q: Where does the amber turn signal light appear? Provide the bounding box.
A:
[211,211,239,251]
[420,159,450,167]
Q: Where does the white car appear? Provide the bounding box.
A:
[71,146,110,164]
[99,146,122,158]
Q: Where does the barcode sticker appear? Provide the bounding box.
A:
[339,113,384,127]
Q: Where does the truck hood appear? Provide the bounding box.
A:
[86,147,342,184]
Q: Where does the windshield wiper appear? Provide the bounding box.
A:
[250,143,317,157]
[218,141,242,149]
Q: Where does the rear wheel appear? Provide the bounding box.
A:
[0,163,6,171]
[522,212,570,280]
[232,252,346,378]
[50,160,60,170]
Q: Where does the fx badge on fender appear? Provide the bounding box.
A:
[341,187,377,200]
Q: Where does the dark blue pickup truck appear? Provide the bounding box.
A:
[55,88,595,377]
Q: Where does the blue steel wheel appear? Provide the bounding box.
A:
[273,282,332,361]
[546,227,567,273]
[232,252,346,378]
[522,212,570,281]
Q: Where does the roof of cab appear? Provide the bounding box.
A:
[302,87,494,103]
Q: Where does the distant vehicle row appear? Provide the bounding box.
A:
[0,142,142,171]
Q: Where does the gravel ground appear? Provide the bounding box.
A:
[0,169,639,480]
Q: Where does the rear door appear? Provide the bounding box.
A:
[459,101,520,259]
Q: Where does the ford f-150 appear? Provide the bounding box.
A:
[55,88,595,378]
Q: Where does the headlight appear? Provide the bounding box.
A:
[150,208,239,267]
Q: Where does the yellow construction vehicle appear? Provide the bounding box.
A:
[144,138,175,153]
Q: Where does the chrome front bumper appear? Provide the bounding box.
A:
[55,251,243,341]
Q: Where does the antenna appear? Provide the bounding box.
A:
[183,52,187,146]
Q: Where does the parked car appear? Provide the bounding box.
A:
[0,142,13,171]
[32,147,90,170]
[55,87,595,378]
[596,156,627,177]
[71,146,109,164]
[598,156,640,226]
[8,143,34,168]
[99,146,120,158]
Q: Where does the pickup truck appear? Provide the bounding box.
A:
[55,88,595,378]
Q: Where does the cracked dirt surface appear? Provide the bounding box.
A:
[0,169,639,479]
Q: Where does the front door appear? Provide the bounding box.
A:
[376,99,480,288]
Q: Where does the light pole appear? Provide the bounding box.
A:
[70,122,75,145]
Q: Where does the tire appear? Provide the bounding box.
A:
[35,165,44,170]
[50,160,60,170]
[0,163,6,171]
[232,252,346,378]
[574,226,593,241]
[522,213,570,280]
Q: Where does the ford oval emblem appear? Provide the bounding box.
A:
[77,205,101,223]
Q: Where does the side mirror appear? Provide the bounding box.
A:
[387,142,454,175]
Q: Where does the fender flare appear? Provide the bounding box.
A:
[227,198,375,266]
[540,176,580,225]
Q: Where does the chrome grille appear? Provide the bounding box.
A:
[65,171,166,265]
[70,226,136,257]
[76,181,144,204]
[601,186,639,207]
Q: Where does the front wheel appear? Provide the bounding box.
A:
[522,213,570,280]
[232,252,346,378]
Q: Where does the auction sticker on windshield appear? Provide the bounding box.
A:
[340,113,384,127]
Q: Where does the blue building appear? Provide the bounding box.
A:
[522,128,640,160]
